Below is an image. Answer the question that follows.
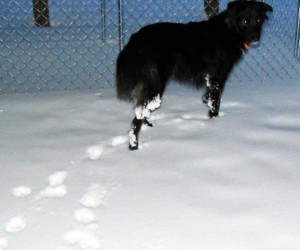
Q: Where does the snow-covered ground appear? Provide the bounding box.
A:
[1,79,300,250]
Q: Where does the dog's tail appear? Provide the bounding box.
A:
[116,45,160,103]
[116,48,140,101]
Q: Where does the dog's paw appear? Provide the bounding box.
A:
[208,110,219,118]
[202,95,209,105]
[143,119,153,127]
[129,144,139,151]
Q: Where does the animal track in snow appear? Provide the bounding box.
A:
[37,171,68,199]
[111,135,128,147]
[64,230,100,250]
[85,114,210,157]
[74,208,95,224]
[86,135,128,160]
[55,246,72,250]
[79,184,108,208]
[85,113,211,156]
[48,171,68,187]
[4,215,27,233]
[38,185,68,198]
[86,145,106,160]
[142,240,167,250]
[11,186,32,197]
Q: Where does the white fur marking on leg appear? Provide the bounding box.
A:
[204,75,216,113]
[134,95,161,120]
[205,74,211,88]
[208,99,214,112]
[128,129,137,148]
[134,106,144,120]
[147,95,161,111]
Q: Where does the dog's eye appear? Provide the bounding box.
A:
[243,19,248,25]
[256,18,261,23]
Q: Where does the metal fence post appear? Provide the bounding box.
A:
[100,0,106,42]
[33,0,50,27]
[118,0,124,52]
[294,0,300,59]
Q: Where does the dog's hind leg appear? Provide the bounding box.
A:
[202,74,212,105]
[203,74,225,118]
[128,94,161,150]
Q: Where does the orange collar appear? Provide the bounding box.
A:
[243,43,250,50]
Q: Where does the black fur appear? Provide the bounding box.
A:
[116,0,272,150]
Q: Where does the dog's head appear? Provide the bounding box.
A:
[225,0,273,45]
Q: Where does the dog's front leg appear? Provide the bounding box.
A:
[203,75,224,118]
[204,81,225,118]
[207,83,222,118]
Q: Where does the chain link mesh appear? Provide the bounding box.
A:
[0,0,299,94]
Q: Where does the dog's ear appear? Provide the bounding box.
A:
[227,0,246,13]
[225,1,246,28]
[256,2,273,20]
[227,1,273,13]
[258,2,273,13]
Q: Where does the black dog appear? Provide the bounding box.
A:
[116,0,272,150]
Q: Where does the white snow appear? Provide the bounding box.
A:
[1,80,300,249]
[0,237,8,250]
[64,230,100,249]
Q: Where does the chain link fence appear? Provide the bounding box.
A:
[0,0,300,94]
